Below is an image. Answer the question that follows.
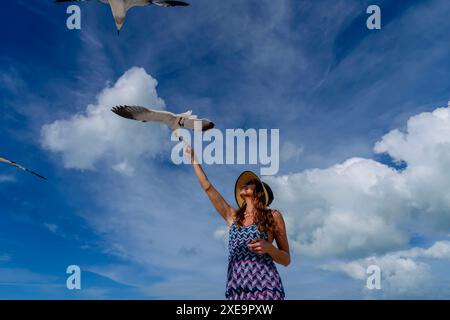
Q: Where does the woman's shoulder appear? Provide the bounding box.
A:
[270,209,286,225]
[270,208,283,218]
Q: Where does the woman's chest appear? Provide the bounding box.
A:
[229,224,273,244]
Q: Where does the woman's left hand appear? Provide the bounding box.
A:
[247,239,273,255]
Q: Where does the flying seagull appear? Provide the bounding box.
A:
[0,156,47,180]
[55,0,189,33]
[111,106,215,136]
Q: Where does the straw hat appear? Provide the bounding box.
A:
[234,170,274,208]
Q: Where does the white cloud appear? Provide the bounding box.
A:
[41,67,169,171]
[324,255,432,298]
[373,106,450,232]
[266,157,409,258]
[266,104,450,259]
[112,160,135,177]
[394,240,450,260]
[321,241,450,298]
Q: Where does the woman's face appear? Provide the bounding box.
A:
[239,180,256,199]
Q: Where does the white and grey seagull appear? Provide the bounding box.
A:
[55,0,189,33]
[0,156,47,180]
[111,105,214,137]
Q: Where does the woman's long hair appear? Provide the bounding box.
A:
[236,181,277,237]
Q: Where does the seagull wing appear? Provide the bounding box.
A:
[152,1,189,7]
[0,156,47,180]
[112,106,214,131]
[112,105,179,130]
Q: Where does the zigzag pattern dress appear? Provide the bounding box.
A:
[225,220,285,300]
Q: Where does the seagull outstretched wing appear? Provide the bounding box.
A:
[0,156,47,180]
[112,105,179,129]
[111,105,214,131]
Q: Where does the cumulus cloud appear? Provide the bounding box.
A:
[324,256,432,298]
[321,241,450,297]
[266,157,410,258]
[41,67,168,173]
[266,104,450,259]
[406,240,450,259]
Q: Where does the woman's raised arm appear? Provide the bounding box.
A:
[185,143,236,225]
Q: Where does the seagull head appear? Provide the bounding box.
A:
[202,120,215,131]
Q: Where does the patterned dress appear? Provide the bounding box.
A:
[225,220,285,300]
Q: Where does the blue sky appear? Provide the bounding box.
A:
[1,0,450,299]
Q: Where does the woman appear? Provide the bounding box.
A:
[185,143,290,300]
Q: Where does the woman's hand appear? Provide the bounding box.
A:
[247,239,274,255]
[184,143,197,164]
